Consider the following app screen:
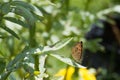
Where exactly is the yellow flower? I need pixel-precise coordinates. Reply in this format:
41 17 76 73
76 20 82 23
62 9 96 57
66 67 75 80
55 66 75 80
55 66 96 80
79 68 96 80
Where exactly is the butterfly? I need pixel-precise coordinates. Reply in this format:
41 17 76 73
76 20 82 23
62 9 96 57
72 41 83 63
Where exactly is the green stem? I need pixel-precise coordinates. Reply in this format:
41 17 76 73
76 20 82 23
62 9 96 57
29 25 36 47
29 24 39 71
72 67 79 80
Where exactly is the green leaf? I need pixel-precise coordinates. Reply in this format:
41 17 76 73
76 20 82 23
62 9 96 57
4 17 29 28
0 25 20 39
11 1 43 17
6 46 29 70
23 63 34 74
1 2 10 15
31 5 43 17
42 37 73 52
23 37 73 55
50 54 86 68
11 1 35 11
32 12 44 22
13 5 35 26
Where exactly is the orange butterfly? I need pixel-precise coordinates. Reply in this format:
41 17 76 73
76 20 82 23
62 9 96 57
72 41 83 63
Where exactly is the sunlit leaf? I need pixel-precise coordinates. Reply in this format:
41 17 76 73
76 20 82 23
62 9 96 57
32 5 43 17
50 54 86 68
0 25 20 39
5 38 73 74
4 17 29 28
36 54 48 79
42 37 73 52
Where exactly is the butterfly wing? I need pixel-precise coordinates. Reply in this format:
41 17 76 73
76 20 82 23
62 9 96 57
72 41 83 62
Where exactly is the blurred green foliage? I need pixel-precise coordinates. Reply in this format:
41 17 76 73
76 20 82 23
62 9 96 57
0 0 120 80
